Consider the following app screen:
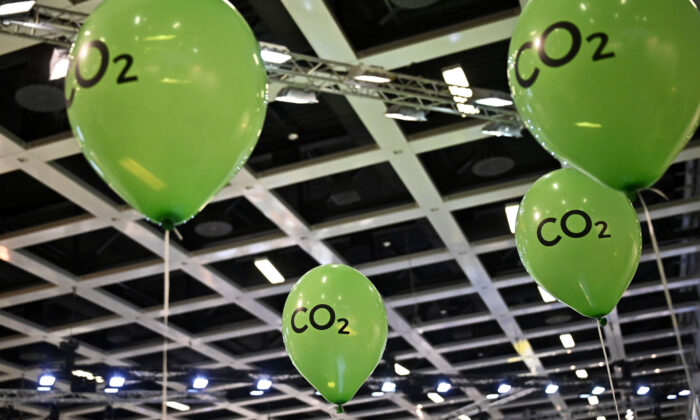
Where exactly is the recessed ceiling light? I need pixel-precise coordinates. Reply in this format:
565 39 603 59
559 334 575 349
427 392 444 403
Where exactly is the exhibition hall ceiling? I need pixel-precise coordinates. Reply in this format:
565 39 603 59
0 0 698 418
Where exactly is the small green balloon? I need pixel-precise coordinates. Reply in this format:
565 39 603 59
515 169 642 318
65 0 267 228
507 0 700 192
282 264 388 410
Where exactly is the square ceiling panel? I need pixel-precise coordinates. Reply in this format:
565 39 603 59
212 329 283 356
24 227 157 276
129 347 213 370
53 155 126 206
0 260 49 294
0 341 64 367
4 293 113 329
420 134 559 197
454 197 520 242
395 292 487 324
0 169 85 233
478 247 523 278
74 323 164 352
167 303 257 335
369 260 465 299
248 95 374 173
328 0 519 52
326 218 444 265
423 319 502 347
275 162 412 225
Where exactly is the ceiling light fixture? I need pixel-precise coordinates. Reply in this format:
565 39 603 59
596 417 606 420
559 333 576 349
275 87 318 104
679 389 691 396
436 381 451 393
427 392 445 403
504 203 519 234
108 375 125 388
456 103 480 115
384 105 427 122
458 415 471 420
38 373 56 387
497 383 511 394
486 393 499 400
381 381 396 393
394 362 410 376
587 395 599 405
592 386 605 395
667 394 677 400
545 384 559 394
475 97 514 107
166 401 190 412
250 390 264 396
259 42 292 64
538 286 557 303
192 376 208 390
104 388 118 394
0 1 35 16
254 259 285 284
481 121 523 138
372 391 385 397
49 48 70 81
37 386 52 392
442 65 469 88
350 65 394 84
256 378 272 391
636 385 650 396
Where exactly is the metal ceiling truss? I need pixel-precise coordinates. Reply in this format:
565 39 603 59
0 2 697 419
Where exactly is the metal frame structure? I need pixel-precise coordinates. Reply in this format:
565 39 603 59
0 1 697 419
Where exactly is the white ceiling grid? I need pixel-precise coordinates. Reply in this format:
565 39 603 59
0 1 696 419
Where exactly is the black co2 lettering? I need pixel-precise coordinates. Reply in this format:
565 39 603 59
66 40 138 108
537 209 611 247
291 304 350 335
514 21 615 88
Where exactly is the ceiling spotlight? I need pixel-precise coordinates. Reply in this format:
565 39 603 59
486 393 499 400
250 390 264 396
49 48 70 81
636 385 650 396
384 105 427 122
596 417 606 420
37 386 52 392
104 388 118 394
545 384 559 394
679 389 691 396
497 383 512 394
504 203 519 234
350 65 394 84
592 386 605 395
394 362 410 376
427 392 445 404
588 395 599 405
191 376 208 390
667 394 677 400
275 87 318 104
38 373 56 387
256 378 272 390
259 42 292 64
575 369 589 379
166 401 190 412
436 381 451 393
579 394 590 399
481 121 523 138
372 391 385 397
381 381 396 393
0 1 35 16
108 375 125 388
559 334 576 349
254 259 285 285
458 416 472 420
287 132 299 141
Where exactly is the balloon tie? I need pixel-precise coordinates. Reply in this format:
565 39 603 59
638 192 699 411
336 405 344 414
162 229 170 420
596 320 621 420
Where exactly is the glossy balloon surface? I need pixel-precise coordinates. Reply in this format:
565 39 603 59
65 0 267 228
515 169 642 318
508 0 700 191
282 265 387 409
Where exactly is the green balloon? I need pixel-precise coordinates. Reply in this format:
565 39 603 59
508 0 700 192
282 264 388 412
65 0 267 228
515 169 642 318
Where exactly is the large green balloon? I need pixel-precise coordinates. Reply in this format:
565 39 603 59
508 0 700 192
65 0 267 228
515 169 642 318
282 264 387 412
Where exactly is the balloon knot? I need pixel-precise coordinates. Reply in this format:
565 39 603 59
337 405 344 414
160 219 175 231
598 317 608 327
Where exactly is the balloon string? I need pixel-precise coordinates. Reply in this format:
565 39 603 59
638 192 698 412
597 321 621 420
162 229 170 420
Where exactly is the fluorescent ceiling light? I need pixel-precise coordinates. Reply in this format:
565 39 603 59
587 395 599 405
275 87 318 104
456 103 480 115
545 384 559 394
449 86 473 98
497 384 511 394
436 381 451 393
458 416 471 420
427 392 444 403
104 388 118 394
394 363 410 376
95 376 104 384
636 386 650 396
372 391 385 397
0 1 35 16
475 97 514 107
254 259 285 284
592 386 605 395
166 401 190 412
381 381 396 393
256 378 272 390
384 105 427 122
49 48 70 80
559 333 575 349
538 286 556 303
108 376 125 388
596 417 606 420
250 390 264 396
505 203 519 234
442 65 469 87
575 369 588 379
39 374 56 387
192 376 208 390
259 42 292 64
37 386 51 392
486 393 499 400
350 65 393 84
667 394 677 400
679 389 690 396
